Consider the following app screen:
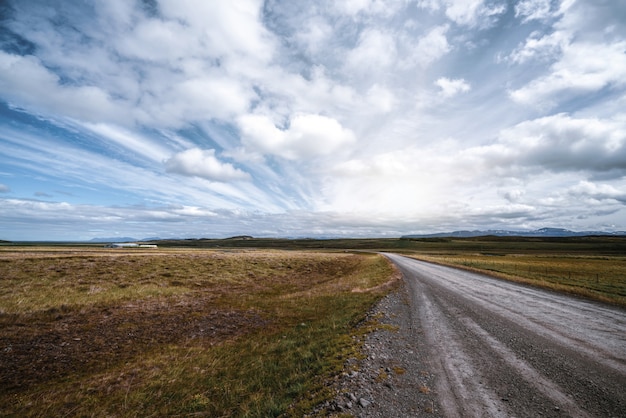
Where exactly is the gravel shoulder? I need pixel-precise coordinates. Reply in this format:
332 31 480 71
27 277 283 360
312 281 444 417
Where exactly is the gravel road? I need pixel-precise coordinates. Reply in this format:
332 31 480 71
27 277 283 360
319 254 626 417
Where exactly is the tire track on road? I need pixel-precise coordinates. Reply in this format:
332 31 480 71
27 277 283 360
418 291 509 418
386 253 626 418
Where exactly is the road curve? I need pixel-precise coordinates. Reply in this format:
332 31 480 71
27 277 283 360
385 253 626 418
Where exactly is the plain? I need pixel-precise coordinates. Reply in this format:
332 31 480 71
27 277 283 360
1 236 624 416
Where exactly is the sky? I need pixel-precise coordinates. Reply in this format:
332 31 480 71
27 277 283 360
1 0 625 241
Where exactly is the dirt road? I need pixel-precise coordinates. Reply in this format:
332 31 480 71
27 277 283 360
380 254 626 417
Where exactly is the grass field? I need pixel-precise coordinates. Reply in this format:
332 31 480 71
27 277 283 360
144 235 626 307
0 248 397 417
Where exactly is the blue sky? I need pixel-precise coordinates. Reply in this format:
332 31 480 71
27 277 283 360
1 0 625 240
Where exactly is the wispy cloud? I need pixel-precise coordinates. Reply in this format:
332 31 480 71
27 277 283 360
515 0 555 23
0 0 624 239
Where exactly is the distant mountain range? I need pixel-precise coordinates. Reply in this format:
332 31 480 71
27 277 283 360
86 229 626 242
401 228 626 239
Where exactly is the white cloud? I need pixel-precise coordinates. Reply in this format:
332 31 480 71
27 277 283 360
568 181 626 204
239 114 356 160
116 19 190 62
508 1 626 109
366 84 395 113
468 113 626 173
421 0 507 27
159 76 255 125
296 18 333 55
445 0 478 23
0 51 129 125
506 30 569 64
345 29 397 76
158 0 275 62
417 0 442 11
165 148 250 182
336 0 376 15
402 25 451 68
435 77 471 97
510 40 626 107
514 0 577 24
0 183 10 193
515 0 555 22
334 0 402 17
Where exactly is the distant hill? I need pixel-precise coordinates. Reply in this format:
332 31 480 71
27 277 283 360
401 228 626 239
226 235 254 240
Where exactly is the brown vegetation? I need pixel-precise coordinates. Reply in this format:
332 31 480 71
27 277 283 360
0 248 396 417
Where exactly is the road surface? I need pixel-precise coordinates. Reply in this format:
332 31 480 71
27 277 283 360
385 253 626 418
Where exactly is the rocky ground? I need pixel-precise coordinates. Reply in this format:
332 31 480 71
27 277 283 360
308 283 444 417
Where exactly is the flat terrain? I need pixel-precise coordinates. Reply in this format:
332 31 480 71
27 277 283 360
381 254 626 417
0 247 396 417
140 235 626 307
1 238 624 416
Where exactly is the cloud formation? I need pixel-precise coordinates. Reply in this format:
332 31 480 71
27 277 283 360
514 0 556 22
0 0 625 240
239 114 356 160
436 77 471 97
510 41 626 107
165 149 250 182
493 114 626 173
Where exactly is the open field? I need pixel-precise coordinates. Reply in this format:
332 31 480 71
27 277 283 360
0 248 397 417
3 235 624 307
1 237 623 415
140 235 626 307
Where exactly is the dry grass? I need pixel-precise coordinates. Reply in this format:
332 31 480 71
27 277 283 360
0 247 396 417
408 253 626 306
393 366 406 375
418 385 431 394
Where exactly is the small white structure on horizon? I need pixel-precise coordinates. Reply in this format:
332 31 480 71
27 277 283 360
105 243 158 248
105 243 138 248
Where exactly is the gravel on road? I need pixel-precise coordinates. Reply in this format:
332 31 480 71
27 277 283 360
311 254 626 418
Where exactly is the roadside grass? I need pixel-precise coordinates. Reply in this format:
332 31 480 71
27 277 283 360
406 253 626 307
0 248 396 417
